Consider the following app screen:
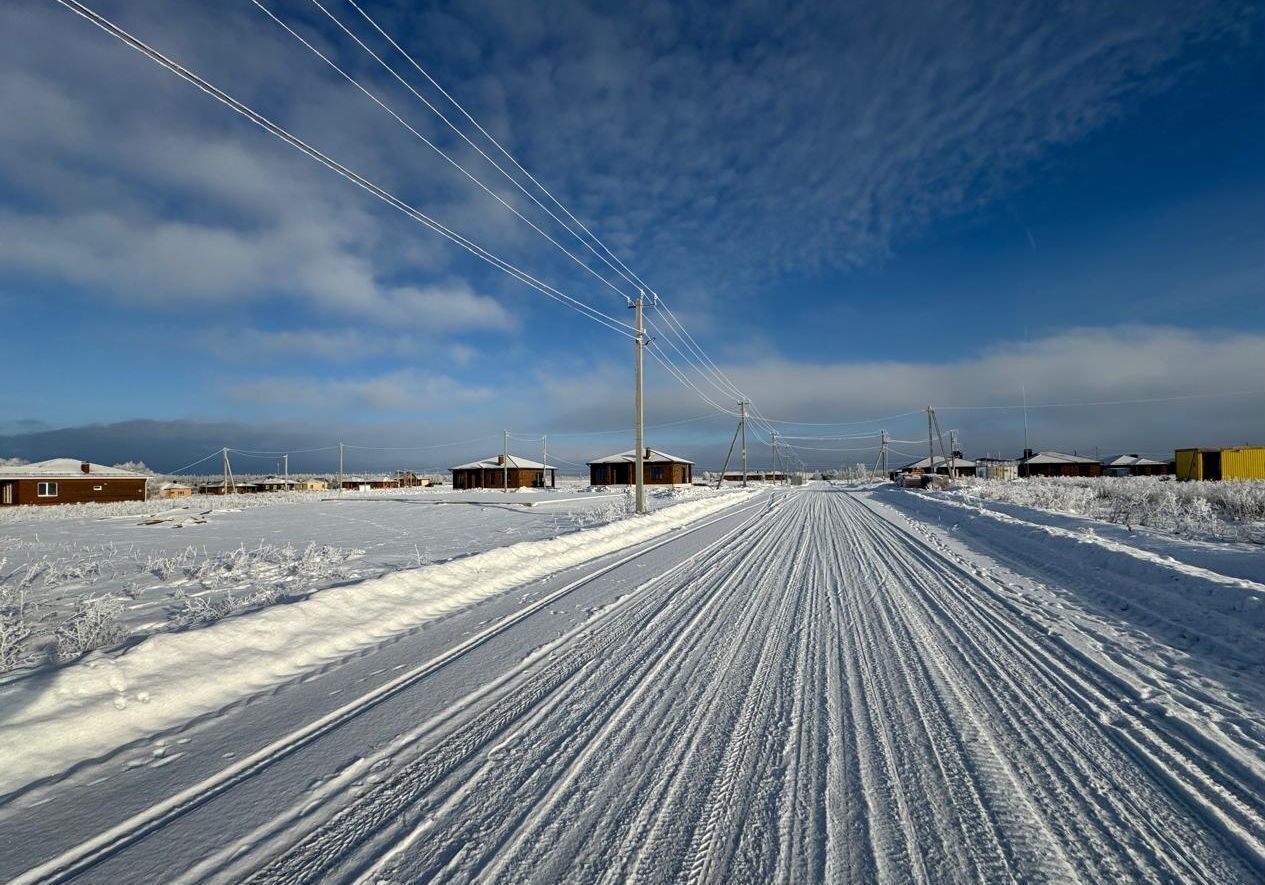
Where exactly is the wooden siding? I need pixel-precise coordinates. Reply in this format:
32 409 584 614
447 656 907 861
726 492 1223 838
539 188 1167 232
589 462 692 486
0 477 147 506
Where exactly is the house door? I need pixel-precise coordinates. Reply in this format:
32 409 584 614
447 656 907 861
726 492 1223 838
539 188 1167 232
1204 451 1222 481
1 482 12 505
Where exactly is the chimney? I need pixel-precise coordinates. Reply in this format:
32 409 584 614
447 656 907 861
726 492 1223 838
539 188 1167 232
645 448 652 459
497 454 505 465
81 462 91 474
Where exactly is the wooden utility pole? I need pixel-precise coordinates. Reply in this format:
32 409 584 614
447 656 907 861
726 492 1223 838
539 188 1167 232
633 293 647 514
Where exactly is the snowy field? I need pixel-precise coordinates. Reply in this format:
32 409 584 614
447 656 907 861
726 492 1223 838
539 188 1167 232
0 482 725 673
952 475 1265 542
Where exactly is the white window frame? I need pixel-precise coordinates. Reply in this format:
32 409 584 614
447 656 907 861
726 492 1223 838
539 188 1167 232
37 481 59 498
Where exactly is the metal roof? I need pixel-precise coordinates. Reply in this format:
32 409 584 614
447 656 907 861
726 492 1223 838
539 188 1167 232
901 456 977 470
451 455 553 471
0 458 149 480
587 449 693 465
1020 451 1100 465
1102 454 1166 467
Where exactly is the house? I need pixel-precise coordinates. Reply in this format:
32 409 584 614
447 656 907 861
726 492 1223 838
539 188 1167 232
588 449 693 486
976 458 1019 481
255 476 292 492
721 470 787 483
396 470 431 488
158 481 193 499
1018 450 1102 478
0 459 148 507
338 475 401 491
197 480 258 495
898 454 978 478
294 478 329 491
1102 454 1171 477
451 455 555 490
1175 446 1265 481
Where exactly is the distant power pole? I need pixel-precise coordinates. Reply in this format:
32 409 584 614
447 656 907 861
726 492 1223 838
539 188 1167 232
880 429 889 476
927 408 935 474
283 453 289 487
503 429 509 492
631 292 649 514
771 430 778 482
739 399 749 488
338 439 344 493
222 446 230 494
542 434 549 489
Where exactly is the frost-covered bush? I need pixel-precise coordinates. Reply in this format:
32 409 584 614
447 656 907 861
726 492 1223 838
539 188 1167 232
0 586 35 672
55 593 126 660
956 477 1265 542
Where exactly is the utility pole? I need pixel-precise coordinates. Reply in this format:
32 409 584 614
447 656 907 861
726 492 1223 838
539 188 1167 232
880 429 889 477
222 446 230 495
503 429 509 492
740 399 748 488
632 292 648 514
930 407 954 479
927 408 935 475
338 439 344 493
950 430 958 460
771 430 778 483
542 434 549 489
283 453 289 488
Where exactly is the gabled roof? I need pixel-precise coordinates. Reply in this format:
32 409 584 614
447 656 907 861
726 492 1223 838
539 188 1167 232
1020 451 1099 465
451 455 552 471
901 456 977 470
160 481 192 490
587 449 693 465
0 458 149 480
1102 454 1165 467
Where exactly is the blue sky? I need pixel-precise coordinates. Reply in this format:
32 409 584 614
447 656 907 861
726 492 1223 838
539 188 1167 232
1 0 1262 472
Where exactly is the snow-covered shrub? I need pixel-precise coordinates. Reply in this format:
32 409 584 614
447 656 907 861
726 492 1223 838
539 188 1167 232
55 593 126 660
0 586 35 672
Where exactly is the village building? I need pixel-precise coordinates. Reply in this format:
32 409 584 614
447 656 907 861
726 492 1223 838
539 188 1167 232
0 459 148 507
255 476 292 492
721 470 787 483
197 480 258 495
158 481 193 499
898 454 978 478
339 475 401 491
588 449 693 486
294 478 329 491
1175 446 1265 481
1018 450 1102 478
395 470 431 488
975 458 1019 481
1102 454 1171 477
451 455 555 490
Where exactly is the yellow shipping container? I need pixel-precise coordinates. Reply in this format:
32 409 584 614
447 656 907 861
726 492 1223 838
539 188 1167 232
1175 446 1265 481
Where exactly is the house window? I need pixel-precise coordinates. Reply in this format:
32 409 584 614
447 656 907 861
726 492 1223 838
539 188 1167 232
37 481 58 497
93 485 103 491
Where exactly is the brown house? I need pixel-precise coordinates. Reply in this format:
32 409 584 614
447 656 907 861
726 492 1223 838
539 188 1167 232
339 475 402 491
1102 454 1171 477
451 455 555 490
0 459 148 507
1019 450 1103 478
588 449 693 486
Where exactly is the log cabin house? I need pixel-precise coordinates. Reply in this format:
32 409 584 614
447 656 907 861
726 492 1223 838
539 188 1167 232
0 459 148 506
588 449 693 486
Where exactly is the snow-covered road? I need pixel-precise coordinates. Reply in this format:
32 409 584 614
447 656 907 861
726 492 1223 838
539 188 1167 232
4 486 1263 882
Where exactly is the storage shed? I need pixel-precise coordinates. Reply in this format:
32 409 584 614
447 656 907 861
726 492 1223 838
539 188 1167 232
1175 446 1265 481
451 455 555 490
0 459 148 506
976 459 1019 481
1018 451 1102 478
1102 455 1171 477
588 449 693 486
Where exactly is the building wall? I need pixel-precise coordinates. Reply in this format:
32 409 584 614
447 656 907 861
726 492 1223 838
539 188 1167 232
0 477 147 506
453 467 547 490
1179 447 1265 481
589 462 691 485
1019 462 1102 478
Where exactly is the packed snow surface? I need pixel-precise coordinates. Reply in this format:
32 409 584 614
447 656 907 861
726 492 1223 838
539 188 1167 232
1 484 1262 883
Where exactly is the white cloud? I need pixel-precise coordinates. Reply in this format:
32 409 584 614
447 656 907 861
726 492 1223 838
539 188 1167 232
226 369 495 414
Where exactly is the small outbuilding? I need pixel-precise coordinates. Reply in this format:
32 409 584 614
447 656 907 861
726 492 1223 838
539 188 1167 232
588 449 693 486
976 458 1019 481
1175 446 1265 481
0 459 148 506
1102 454 1170 477
158 481 193 499
451 455 555 490
1019 450 1102 478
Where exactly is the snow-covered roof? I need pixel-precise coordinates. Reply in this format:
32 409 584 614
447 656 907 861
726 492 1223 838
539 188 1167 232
1020 451 1099 465
587 449 693 465
0 458 149 480
1102 454 1166 467
451 455 553 471
160 481 192 490
901 456 977 470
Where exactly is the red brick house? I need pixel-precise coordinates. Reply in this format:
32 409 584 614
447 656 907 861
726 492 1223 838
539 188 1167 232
451 455 555 490
588 449 693 486
0 459 148 506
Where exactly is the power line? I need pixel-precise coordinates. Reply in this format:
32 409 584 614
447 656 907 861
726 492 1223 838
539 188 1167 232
255 0 638 304
55 0 638 341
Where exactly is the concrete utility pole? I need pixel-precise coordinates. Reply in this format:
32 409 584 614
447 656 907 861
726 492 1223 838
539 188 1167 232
632 292 647 514
283 453 288 488
771 430 778 483
542 434 548 489
503 429 509 492
222 447 230 494
338 439 344 493
927 408 935 474
740 399 749 488
931 408 954 479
